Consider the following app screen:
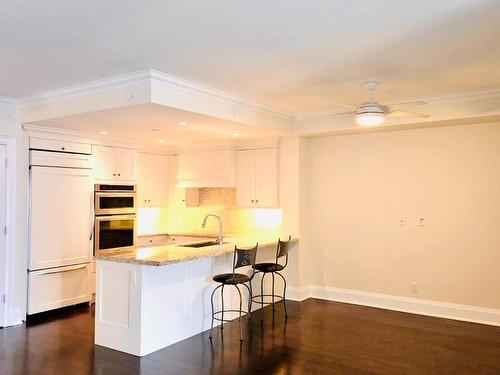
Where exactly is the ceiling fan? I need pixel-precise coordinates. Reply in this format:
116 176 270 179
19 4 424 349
334 81 431 126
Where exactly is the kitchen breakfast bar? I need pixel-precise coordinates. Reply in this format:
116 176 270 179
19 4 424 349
94 237 298 356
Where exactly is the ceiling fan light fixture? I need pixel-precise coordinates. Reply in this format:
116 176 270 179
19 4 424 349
356 112 385 126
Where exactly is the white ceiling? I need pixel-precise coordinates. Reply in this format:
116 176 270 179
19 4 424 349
2 0 499 113
36 103 283 146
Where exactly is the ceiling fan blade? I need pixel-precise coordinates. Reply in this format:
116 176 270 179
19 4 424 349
387 110 430 118
333 103 356 110
330 110 356 116
389 100 427 107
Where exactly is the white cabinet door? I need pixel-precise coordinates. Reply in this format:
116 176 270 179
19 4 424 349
255 148 278 207
137 153 151 208
92 145 137 181
114 148 137 181
138 153 169 207
148 154 169 207
30 166 93 270
28 263 91 314
92 145 116 180
236 148 278 208
236 150 256 207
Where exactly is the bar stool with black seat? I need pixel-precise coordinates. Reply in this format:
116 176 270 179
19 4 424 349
252 235 292 320
209 243 258 342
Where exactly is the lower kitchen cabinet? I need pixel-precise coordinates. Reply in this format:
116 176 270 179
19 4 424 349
28 264 92 314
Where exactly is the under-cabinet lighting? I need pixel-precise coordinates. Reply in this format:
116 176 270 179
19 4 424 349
177 121 188 126
99 131 108 135
157 139 165 143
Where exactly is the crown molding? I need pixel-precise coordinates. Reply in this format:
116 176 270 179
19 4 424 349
18 69 293 122
0 97 18 108
149 69 293 120
18 70 152 105
22 124 138 149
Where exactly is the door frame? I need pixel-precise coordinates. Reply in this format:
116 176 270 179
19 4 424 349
0 137 16 327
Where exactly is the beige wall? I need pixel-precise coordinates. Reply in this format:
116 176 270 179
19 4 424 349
306 123 500 309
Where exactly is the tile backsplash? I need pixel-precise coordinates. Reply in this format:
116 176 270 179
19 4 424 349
138 187 282 238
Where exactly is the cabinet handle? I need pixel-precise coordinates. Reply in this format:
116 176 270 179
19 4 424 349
61 147 65 151
118 173 121 176
113 173 116 176
256 200 259 203
250 200 254 203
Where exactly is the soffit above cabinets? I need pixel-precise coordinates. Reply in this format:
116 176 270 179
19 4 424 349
18 68 500 141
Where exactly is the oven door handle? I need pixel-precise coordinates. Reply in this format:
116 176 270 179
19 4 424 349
95 214 137 221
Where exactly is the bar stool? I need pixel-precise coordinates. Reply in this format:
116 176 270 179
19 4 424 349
209 243 258 342
252 236 292 320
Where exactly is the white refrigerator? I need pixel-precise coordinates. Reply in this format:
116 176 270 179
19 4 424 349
28 150 93 315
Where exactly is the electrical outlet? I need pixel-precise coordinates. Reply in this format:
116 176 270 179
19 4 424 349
400 217 408 226
411 282 419 293
419 218 425 227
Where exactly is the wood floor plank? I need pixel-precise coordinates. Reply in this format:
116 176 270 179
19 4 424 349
1 299 499 374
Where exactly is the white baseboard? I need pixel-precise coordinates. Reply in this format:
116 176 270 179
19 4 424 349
287 285 310 302
288 284 500 327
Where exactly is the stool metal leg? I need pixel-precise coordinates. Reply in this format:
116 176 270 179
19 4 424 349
260 272 266 321
235 284 243 341
220 284 225 331
271 272 276 312
243 282 253 332
209 284 223 341
276 272 288 318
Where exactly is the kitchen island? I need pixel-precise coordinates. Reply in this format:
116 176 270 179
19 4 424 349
94 236 298 356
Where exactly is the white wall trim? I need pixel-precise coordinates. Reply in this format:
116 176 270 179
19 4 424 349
0 137 20 327
293 285 500 327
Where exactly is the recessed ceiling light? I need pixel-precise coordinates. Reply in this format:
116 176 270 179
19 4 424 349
232 132 240 137
99 131 108 135
177 121 188 126
157 139 165 143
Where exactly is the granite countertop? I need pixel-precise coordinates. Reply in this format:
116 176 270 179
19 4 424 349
95 236 298 266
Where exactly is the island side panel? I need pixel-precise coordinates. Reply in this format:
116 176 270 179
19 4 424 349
139 252 236 356
94 260 143 356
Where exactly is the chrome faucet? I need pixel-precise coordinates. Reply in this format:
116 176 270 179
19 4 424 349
202 214 224 244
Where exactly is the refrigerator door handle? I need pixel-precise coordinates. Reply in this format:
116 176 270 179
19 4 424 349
35 264 87 275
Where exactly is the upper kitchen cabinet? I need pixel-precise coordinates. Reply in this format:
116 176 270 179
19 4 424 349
177 150 236 188
92 145 137 182
236 148 278 208
137 152 169 207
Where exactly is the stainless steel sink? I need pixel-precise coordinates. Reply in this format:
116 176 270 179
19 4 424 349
177 240 220 248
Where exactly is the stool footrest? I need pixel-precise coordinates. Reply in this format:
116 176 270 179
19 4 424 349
212 309 252 323
252 294 285 304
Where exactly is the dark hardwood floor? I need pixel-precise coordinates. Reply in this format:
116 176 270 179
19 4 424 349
1 299 500 374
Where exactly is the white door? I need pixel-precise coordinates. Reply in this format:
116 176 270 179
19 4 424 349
236 150 256 207
255 148 278 207
30 166 92 270
0 145 6 326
